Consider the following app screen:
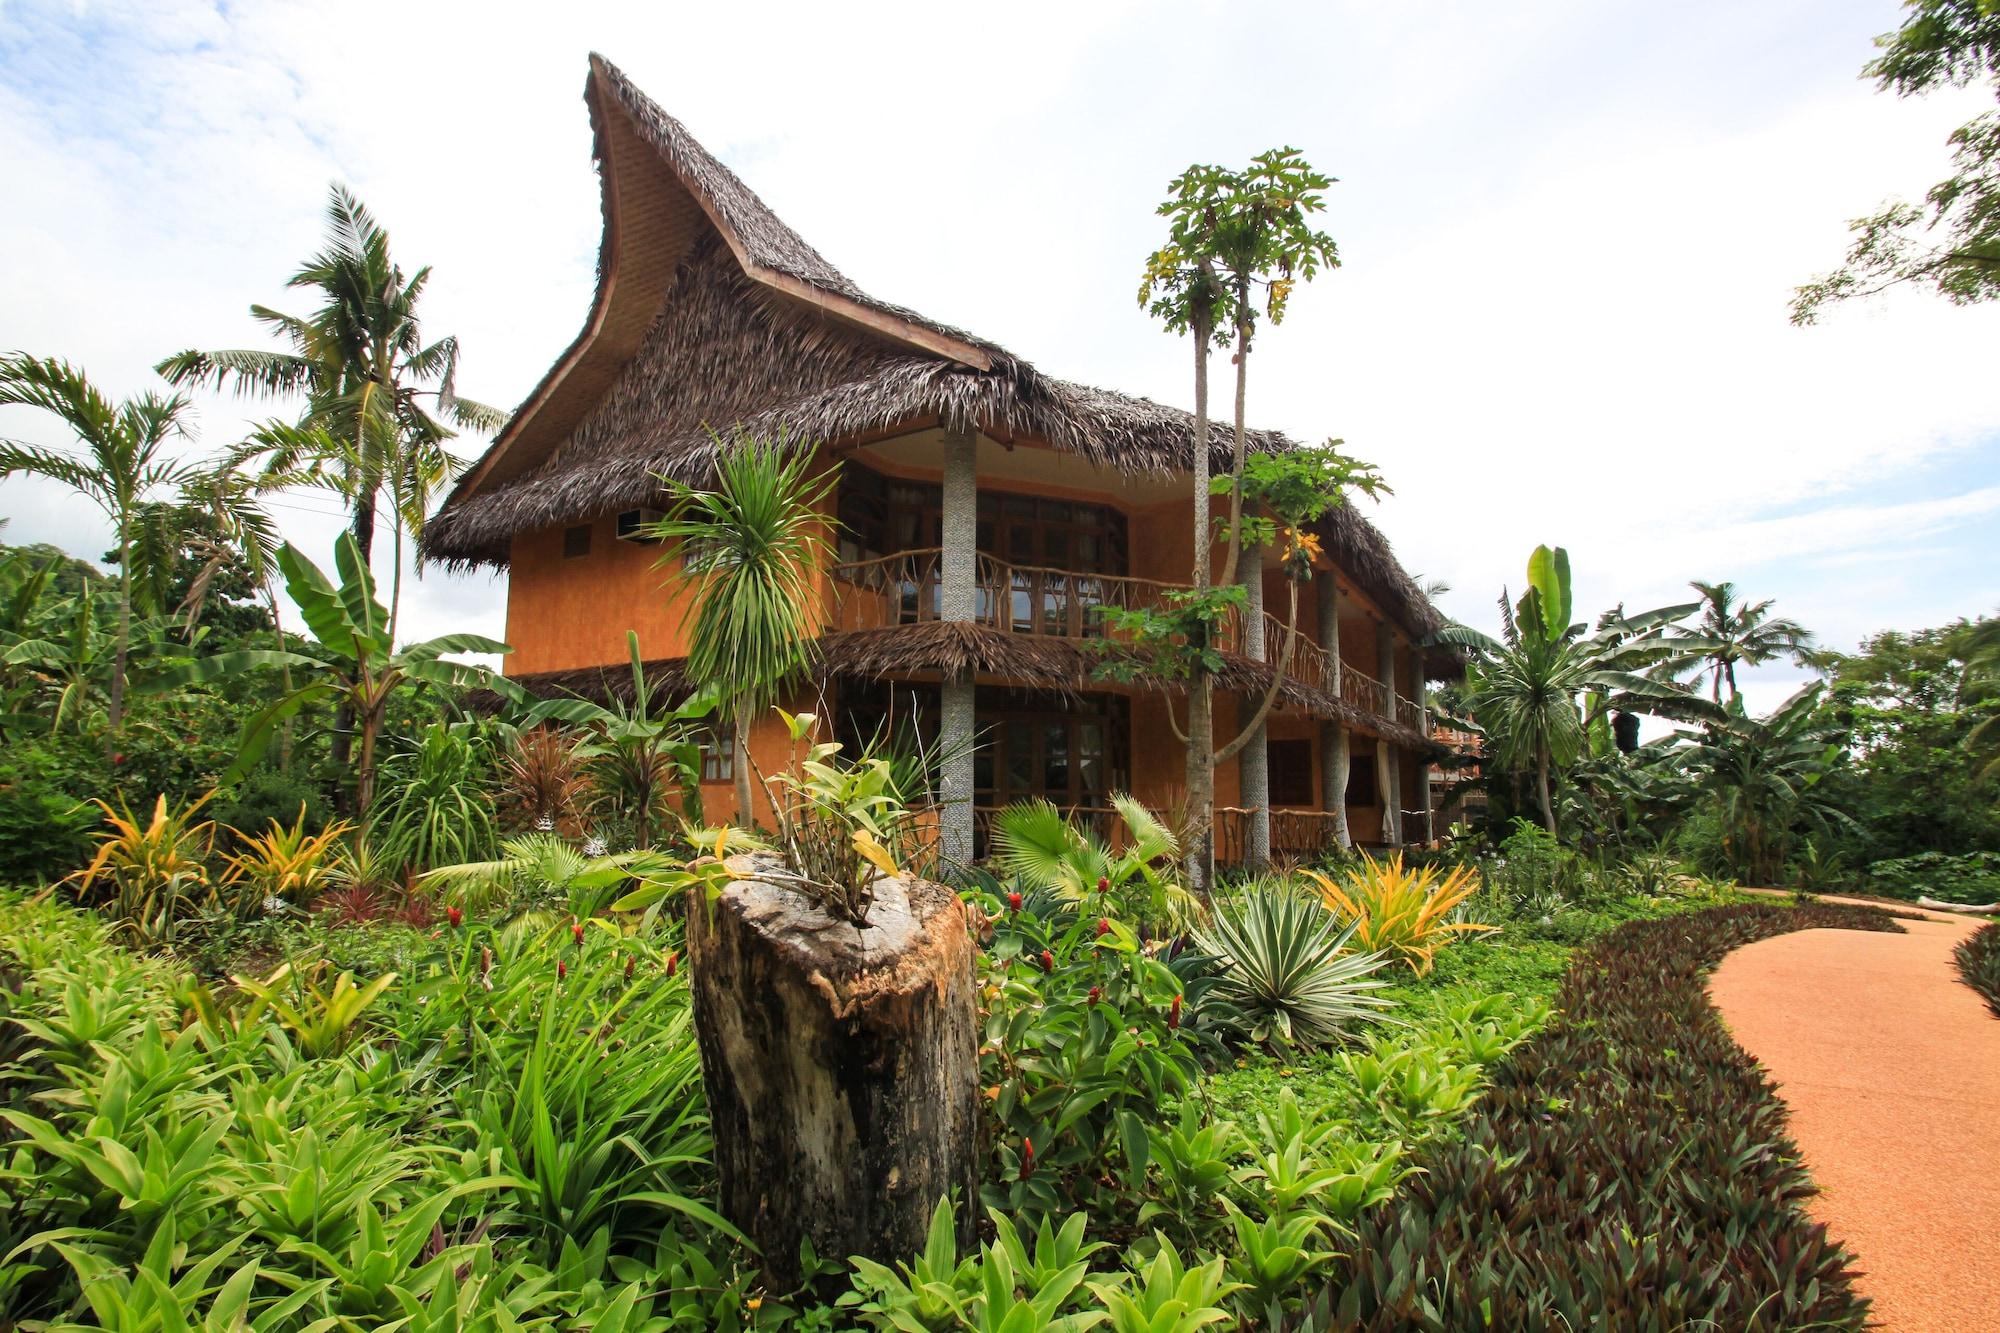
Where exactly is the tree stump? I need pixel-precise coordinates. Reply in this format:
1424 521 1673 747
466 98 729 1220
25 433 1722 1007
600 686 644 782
683 853 980 1286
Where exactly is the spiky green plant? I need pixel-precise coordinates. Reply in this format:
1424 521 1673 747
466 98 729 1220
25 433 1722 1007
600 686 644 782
1190 885 1395 1047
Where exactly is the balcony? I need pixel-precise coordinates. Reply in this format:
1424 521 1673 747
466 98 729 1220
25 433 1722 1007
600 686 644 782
829 548 1425 733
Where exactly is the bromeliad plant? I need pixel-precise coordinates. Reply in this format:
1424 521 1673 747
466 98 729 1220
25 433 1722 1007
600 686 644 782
219 807 352 913
63 792 217 945
1306 853 1495 975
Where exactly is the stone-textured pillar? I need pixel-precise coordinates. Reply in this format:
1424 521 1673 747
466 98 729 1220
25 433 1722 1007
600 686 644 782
1240 546 1269 869
1316 574 1351 850
939 429 977 865
1376 625 1401 845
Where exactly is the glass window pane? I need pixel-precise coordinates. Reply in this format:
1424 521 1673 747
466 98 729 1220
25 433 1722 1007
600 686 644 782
1044 722 1070 798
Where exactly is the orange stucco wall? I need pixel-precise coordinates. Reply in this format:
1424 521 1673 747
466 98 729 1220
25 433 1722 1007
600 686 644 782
501 439 1422 836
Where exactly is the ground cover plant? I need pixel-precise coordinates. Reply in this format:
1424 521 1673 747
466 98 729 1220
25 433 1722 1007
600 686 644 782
1956 921 2000 1018
1287 901 1902 1331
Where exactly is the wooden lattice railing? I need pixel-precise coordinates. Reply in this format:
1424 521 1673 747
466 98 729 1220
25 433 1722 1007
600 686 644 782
829 548 1419 732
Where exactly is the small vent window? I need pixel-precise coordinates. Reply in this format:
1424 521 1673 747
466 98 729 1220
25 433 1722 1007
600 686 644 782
563 525 592 559
616 509 663 544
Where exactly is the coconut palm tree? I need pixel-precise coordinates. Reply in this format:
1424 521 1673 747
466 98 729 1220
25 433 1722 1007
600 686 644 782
1673 580 1817 703
1961 616 2000 780
156 185 503 636
0 354 198 737
1673 683 1853 885
646 428 834 828
1430 546 1708 837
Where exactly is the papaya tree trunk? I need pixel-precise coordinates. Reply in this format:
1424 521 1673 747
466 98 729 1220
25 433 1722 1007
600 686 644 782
685 853 980 1288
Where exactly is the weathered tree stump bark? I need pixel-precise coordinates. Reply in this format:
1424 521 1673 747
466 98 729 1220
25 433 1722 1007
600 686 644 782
683 853 980 1286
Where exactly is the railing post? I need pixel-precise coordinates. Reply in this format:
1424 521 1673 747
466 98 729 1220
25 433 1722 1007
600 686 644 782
939 429 978 866
1241 546 1270 870
1376 623 1401 845
1317 575 1351 850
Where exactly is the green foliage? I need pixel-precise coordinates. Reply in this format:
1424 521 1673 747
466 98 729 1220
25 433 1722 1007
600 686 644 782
63 793 217 946
1954 922 2000 1017
990 793 1193 930
369 722 499 874
1866 849 2000 904
209 766 332 841
1187 884 1395 1047
1292 902 1899 1330
1672 683 1853 885
0 769 96 885
1794 0 2000 320
976 884 1197 1230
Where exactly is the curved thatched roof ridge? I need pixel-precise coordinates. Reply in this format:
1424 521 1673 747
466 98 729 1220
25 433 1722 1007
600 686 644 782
426 56 1451 650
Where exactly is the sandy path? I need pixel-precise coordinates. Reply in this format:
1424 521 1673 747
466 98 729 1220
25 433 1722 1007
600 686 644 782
1709 896 2000 1331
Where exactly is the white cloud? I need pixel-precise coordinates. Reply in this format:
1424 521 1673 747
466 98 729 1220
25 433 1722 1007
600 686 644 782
2 0 1996 706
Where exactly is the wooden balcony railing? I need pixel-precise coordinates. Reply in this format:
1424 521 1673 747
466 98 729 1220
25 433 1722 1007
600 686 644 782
829 548 1425 734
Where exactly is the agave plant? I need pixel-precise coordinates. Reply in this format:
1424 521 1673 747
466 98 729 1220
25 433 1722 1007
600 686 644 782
1306 854 1496 975
1190 884 1395 1047
990 792 1197 930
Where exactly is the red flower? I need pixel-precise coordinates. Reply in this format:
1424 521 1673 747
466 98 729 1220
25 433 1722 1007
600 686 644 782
1095 917 1112 938
666 951 679 978
1018 1137 1036 1179
1039 949 1055 974
1167 994 1182 1031
447 906 463 929
111 752 125 765
1096 876 1110 895
557 960 568 982
571 922 585 946
1087 986 1101 1006
1007 891 1023 914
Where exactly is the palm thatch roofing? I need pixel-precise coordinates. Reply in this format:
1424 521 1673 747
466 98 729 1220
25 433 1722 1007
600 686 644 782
483 620 1441 754
425 54 1449 652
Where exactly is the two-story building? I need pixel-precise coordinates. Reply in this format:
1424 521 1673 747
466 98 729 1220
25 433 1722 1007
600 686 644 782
424 56 1455 867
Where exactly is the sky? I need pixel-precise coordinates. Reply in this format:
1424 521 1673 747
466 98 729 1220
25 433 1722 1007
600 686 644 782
2 0 1996 716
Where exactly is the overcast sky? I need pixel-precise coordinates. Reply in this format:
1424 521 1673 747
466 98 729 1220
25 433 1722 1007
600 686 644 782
3 0 1996 713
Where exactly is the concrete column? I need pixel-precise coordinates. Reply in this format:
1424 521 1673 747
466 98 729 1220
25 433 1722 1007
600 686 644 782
1316 573 1350 850
1416 666 1433 846
1376 625 1401 845
1240 546 1269 869
939 428 977 866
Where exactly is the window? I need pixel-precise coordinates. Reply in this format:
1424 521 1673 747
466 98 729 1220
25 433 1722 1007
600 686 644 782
1268 739 1314 807
1344 760 1377 807
615 509 663 543
562 524 592 558
701 723 735 783
680 537 726 574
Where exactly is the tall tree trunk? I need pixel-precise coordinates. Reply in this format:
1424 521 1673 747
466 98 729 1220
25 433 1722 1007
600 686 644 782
355 690 382 820
1536 741 1557 836
1185 301 1218 890
1216 310 1253 590
108 540 131 746
732 696 755 831
687 854 979 1288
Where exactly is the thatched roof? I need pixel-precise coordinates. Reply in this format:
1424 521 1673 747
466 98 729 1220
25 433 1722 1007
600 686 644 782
425 54 1447 651
484 620 1441 753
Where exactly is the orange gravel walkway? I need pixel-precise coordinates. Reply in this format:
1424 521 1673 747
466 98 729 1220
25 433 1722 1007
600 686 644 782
1710 896 2000 1332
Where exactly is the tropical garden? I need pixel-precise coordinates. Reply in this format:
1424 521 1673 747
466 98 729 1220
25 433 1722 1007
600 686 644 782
4 5 2000 1330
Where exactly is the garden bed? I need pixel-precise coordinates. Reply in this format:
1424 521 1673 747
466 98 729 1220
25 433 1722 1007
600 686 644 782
1291 901 1901 1331
1957 922 2000 1018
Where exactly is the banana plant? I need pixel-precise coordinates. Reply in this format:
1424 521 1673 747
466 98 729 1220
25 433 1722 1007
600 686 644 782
143 531 523 815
